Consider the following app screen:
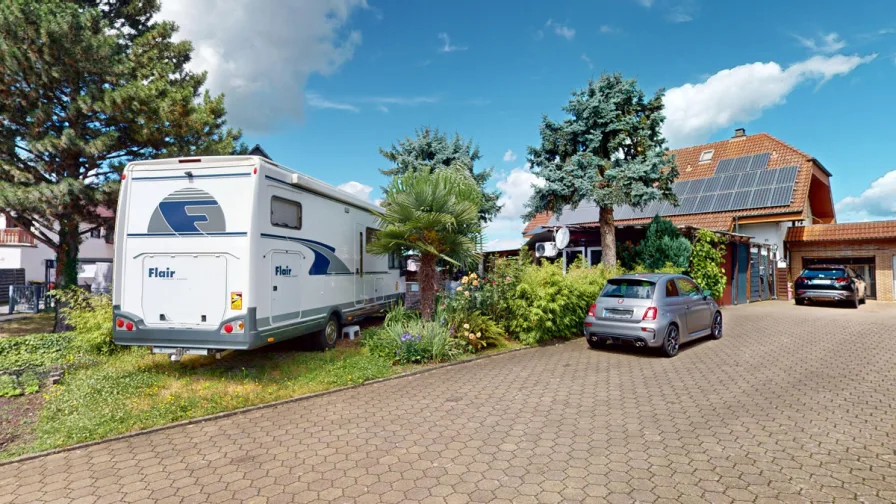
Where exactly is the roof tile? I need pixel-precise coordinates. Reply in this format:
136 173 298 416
785 221 896 242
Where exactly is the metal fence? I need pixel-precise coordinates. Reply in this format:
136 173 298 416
8 284 53 314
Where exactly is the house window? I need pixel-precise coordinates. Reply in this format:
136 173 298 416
89 228 102 239
699 150 714 163
271 196 302 230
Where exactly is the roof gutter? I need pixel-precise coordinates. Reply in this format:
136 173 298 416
807 157 833 177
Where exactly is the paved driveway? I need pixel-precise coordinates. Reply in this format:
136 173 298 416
3 301 896 504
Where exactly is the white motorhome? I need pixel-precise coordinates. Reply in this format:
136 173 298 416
112 156 403 358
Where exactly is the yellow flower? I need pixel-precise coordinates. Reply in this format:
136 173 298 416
468 333 476 340
456 286 463 292
463 323 470 329
476 332 481 338
461 276 469 284
470 272 478 279
464 291 470 297
472 280 479 287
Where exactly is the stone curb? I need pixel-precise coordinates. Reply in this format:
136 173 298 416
0 345 534 467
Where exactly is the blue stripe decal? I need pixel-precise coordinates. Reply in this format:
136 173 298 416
127 232 247 237
133 173 252 181
260 233 351 275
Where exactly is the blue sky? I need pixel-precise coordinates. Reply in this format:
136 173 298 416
161 0 896 250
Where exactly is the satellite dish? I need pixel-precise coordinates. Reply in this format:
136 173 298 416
554 227 570 250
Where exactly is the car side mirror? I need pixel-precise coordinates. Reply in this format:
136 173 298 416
702 289 712 299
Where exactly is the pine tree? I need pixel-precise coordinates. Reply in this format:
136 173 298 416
636 215 692 271
379 127 501 222
0 0 244 300
525 73 678 266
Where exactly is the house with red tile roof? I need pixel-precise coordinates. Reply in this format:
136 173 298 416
523 128 896 303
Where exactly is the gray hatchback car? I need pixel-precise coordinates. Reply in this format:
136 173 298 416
584 273 723 357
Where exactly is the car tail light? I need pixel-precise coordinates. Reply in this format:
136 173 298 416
795 276 805 284
587 303 597 317
835 277 849 285
643 307 658 321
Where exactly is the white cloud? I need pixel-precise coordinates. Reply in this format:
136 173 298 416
662 53 877 147
438 33 467 53
484 237 526 252
545 19 575 40
159 0 366 131
503 149 518 162
484 165 545 249
306 93 360 112
337 181 374 202
667 12 693 23
795 32 847 53
359 96 439 106
376 105 389 113
581 53 594 70
599 25 620 34
836 170 896 222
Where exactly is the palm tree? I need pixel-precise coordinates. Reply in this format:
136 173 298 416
368 166 482 320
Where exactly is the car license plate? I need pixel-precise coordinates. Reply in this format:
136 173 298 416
812 279 831 285
603 308 632 318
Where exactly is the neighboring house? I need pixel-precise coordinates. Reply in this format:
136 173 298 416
522 128 896 303
0 210 114 287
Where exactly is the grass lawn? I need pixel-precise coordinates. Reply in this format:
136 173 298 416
0 334 523 461
0 312 55 338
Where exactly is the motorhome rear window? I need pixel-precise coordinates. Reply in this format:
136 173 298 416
271 196 302 230
599 279 655 299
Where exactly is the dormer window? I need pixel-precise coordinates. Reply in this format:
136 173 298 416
699 149 714 163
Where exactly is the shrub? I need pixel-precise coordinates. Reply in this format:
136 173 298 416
52 288 115 354
503 261 618 346
0 332 75 372
0 374 21 397
689 229 727 300
636 215 692 271
437 272 507 351
449 311 506 350
362 319 468 365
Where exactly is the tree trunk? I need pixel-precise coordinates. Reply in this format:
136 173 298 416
53 217 81 332
599 206 617 267
419 252 437 321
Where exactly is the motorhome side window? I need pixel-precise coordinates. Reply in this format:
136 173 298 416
271 196 302 230
388 251 402 270
365 227 379 247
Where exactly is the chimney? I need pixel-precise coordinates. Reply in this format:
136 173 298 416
733 128 746 138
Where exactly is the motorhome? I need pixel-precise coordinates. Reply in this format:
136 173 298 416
112 156 403 360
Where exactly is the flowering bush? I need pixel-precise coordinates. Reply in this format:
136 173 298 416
438 272 506 350
362 318 469 365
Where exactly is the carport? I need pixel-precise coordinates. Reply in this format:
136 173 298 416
786 221 896 301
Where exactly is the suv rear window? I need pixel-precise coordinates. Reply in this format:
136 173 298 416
600 279 656 299
801 268 846 278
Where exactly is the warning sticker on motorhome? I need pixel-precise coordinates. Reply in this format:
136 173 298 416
230 292 242 310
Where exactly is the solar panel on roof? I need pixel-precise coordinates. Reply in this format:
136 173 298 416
749 152 771 170
686 178 706 197
714 159 734 176
749 187 772 208
673 180 690 199
738 170 759 190
757 169 777 188
718 173 739 192
732 156 752 173
719 191 739 211
657 200 673 217
710 192 729 212
769 185 793 207
678 196 698 215
775 165 798 186
692 194 712 214
732 189 751 209
702 176 722 193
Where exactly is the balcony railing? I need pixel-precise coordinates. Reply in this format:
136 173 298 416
0 228 36 246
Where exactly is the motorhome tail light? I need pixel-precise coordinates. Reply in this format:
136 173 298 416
835 277 849 285
121 173 126 180
587 303 597 317
253 167 258 175
125 321 134 331
115 318 125 329
642 307 658 321
222 320 245 335
178 158 201 163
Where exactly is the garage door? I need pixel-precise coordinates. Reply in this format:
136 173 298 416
802 257 876 299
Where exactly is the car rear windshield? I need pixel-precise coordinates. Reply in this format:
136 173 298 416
600 279 656 299
802 268 846 278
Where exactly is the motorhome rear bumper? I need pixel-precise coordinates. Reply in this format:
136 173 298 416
112 306 262 350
